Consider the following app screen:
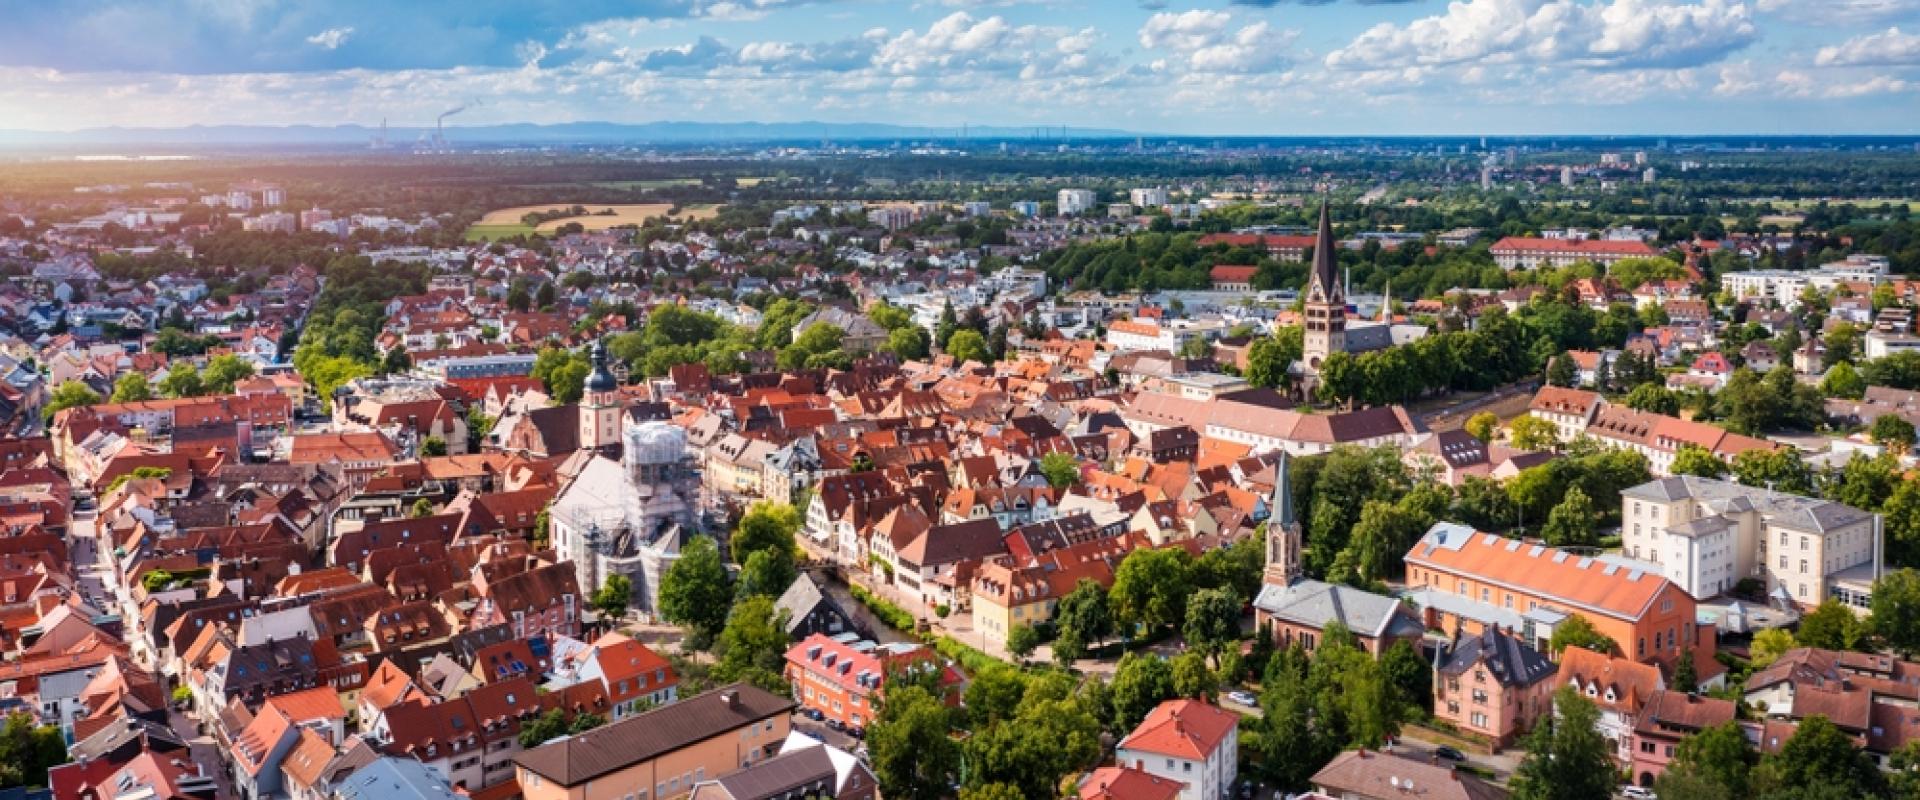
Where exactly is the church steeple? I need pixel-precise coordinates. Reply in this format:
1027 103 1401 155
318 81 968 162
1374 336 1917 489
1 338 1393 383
1300 200 1347 375
1264 450 1303 587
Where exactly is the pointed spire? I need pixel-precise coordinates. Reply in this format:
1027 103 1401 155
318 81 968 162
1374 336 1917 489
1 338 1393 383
1273 450 1293 528
1309 199 1341 304
1381 279 1393 323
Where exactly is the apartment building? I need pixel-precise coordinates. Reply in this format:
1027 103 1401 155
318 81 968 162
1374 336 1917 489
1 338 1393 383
1404 523 1717 677
782 634 960 730
1621 476 1882 609
515 684 792 800
1490 237 1657 270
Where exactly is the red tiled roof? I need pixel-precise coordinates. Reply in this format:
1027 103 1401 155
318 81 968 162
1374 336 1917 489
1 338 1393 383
1118 699 1237 760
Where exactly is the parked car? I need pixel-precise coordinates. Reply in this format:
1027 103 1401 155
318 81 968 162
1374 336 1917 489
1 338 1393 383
803 708 825 721
1434 746 1467 762
848 725 865 739
1620 787 1657 800
826 718 846 732
1225 690 1258 707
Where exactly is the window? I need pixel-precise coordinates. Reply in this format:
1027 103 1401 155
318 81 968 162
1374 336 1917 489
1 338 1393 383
1471 712 1488 728
1801 560 1809 574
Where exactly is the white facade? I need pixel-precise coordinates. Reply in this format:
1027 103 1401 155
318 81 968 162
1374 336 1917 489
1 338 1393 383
1130 187 1170 207
1058 189 1098 216
1117 728 1238 800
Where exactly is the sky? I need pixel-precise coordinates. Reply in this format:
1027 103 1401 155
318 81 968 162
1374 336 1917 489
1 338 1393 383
0 0 1916 135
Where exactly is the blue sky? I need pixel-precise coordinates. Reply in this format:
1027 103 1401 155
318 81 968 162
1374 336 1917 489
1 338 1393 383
0 0 1916 134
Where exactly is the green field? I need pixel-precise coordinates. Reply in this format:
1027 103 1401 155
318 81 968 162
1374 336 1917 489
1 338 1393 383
464 223 536 241
1738 197 1920 211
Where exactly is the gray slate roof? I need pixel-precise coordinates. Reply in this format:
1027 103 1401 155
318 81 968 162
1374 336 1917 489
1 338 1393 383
1254 578 1425 640
1440 627 1557 688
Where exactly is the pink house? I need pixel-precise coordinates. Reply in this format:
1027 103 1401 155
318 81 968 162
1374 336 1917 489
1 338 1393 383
1628 689 1737 788
1432 627 1558 748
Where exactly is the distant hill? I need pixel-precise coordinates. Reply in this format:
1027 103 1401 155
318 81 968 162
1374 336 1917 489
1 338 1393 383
0 120 1138 147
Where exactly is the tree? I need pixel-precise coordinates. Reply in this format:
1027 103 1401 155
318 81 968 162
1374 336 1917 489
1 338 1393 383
201 354 255 394
1541 486 1598 547
1250 645 1324 790
957 672 1103 800
870 685 959 800
1888 480 1920 569
0 712 67 788
1661 720 1756 799
1757 715 1885 799
884 325 931 360
517 707 606 748
1341 499 1427 582
1625 383 1682 415
1887 739 1920 800
1873 569 1920 659
1546 352 1578 387
734 548 796 601
1038 451 1080 490
1465 412 1499 442
1182 588 1242 663
43 380 101 422
1109 653 1176 731
1672 444 1731 478
1729 447 1814 497
419 435 447 457
946 329 990 363
1246 330 1302 390
1796 598 1865 651
1110 548 1193 633
1821 361 1866 399
1511 688 1616 800
1005 624 1040 662
157 366 204 398
658 537 731 647
1750 628 1796 669
1873 414 1918 454
110 372 152 403
1507 415 1560 451
1053 579 1112 665
593 574 632 618
409 497 434 518
731 501 801 565
1548 614 1617 656
712 594 790 692
1674 649 1699 693
1171 651 1215 699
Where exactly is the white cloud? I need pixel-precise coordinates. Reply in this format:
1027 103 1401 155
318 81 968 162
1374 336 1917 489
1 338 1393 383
1140 10 1295 74
872 12 1097 77
1757 0 1920 25
1816 27 1920 66
305 27 354 50
1326 0 1756 71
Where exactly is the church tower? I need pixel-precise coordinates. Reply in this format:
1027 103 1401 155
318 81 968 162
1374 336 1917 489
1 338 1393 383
1301 200 1346 375
1263 451 1304 587
578 338 623 452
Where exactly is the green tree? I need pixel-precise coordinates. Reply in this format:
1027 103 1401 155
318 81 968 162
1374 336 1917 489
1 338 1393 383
1757 715 1885 799
1053 579 1112 665
1732 448 1815 495
409 497 434 518
1039 451 1080 490
1888 480 1920 569
201 354 256 394
734 548 796 601
869 685 959 800
958 672 1103 800
658 536 731 647
1507 415 1560 451
1661 720 1756 799
1546 352 1578 387
1245 329 1302 390
1873 569 1920 659
946 328 990 363
1625 383 1682 415
1796 598 1865 651
593 574 632 618
712 594 790 693
1171 651 1216 699
1182 587 1242 663
1005 624 1040 662
1110 547 1193 633
1340 499 1427 582
1465 411 1499 442
1873 414 1918 454
43 380 102 421
1821 361 1867 399
1250 645 1324 790
1674 649 1699 693
1548 614 1617 656
157 366 204 398
1109 653 1176 731
0 712 67 788
1542 485 1598 547
1671 444 1731 478
419 435 448 457
1511 688 1616 800
1751 628 1796 669
732 501 801 565
885 325 931 360
1886 739 1920 800
110 372 152 403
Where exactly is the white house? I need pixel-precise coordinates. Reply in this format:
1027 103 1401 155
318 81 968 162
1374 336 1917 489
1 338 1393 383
1115 699 1239 800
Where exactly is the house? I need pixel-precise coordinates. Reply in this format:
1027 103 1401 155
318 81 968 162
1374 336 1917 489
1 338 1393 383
1115 699 1238 800
1557 645 1665 766
1404 523 1717 677
1252 578 1424 658
1667 351 1732 391
1402 430 1552 487
1208 266 1257 292
1527 386 1605 445
1629 689 1737 788
1743 647 1920 767
1432 627 1557 747
1079 766 1186 800
1490 237 1657 270
1623 476 1882 609
514 684 793 800
574 631 679 720
335 757 464 800
783 634 961 730
687 739 877 800
1310 750 1507 800
894 518 1006 610
771 574 861 641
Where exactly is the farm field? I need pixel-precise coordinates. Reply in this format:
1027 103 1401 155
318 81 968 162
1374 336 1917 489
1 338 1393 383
466 202 721 240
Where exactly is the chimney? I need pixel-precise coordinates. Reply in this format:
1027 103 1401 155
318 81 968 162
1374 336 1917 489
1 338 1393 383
721 689 738 709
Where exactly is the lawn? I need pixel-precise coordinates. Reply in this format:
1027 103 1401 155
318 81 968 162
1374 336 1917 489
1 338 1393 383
463 223 536 241
465 202 722 239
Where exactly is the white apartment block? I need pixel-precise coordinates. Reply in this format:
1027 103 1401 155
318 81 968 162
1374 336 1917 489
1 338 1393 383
1058 189 1098 216
1130 187 1170 207
1621 476 1881 610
